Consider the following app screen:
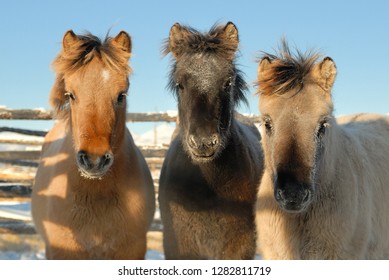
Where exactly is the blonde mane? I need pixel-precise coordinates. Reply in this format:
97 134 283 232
52 33 132 75
257 40 320 96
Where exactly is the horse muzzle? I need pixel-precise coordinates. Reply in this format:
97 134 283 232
274 183 313 213
76 151 114 179
186 133 221 162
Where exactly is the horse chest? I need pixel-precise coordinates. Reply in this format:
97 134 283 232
203 169 257 202
67 193 130 256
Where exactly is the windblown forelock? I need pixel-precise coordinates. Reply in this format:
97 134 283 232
53 33 132 76
162 24 239 59
257 40 320 96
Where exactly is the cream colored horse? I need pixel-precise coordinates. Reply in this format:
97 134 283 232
32 30 155 259
256 41 389 259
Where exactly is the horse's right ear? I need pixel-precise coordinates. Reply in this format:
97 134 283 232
257 56 271 79
112 31 132 54
168 23 190 58
221 22 239 54
49 74 67 118
311 57 337 93
62 30 79 53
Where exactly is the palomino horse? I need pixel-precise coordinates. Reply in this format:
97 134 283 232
256 40 389 259
159 22 264 259
31 30 155 259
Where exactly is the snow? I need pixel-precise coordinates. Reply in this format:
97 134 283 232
132 123 175 146
0 251 45 260
0 249 164 260
0 132 43 152
0 201 31 221
166 110 178 118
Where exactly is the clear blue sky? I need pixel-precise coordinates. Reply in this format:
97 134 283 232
1 0 388 134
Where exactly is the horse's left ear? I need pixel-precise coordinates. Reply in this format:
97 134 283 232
218 22 239 60
312 57 337 92
112 31 132 54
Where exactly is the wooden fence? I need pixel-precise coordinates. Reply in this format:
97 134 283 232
0 107 260 236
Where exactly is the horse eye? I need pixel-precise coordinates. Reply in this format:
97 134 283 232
223 77 233 91
64 92 75 101
262 116 273 135
317 121 329 138
117 92 128 104
224 80 232 91
176 82 184 90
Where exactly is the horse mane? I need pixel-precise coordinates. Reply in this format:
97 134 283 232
53 32 131 75
163 23 248 106
257 39 320 96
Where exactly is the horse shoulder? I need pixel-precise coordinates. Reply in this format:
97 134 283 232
32 121 74 211
313 113 389 258
40 120 69 155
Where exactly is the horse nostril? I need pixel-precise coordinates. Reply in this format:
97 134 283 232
100 153 113 169
77 151 90 169
188 135 197 148
210 134 219 147
276 188 284 201
302 189 310 203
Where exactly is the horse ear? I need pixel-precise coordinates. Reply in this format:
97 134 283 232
257 56 271 79
62 30 79 53
256 57 273 94
49 75 67 118
169 23 190 58
112 31 132 54
312 57 337 92
221 22 239 52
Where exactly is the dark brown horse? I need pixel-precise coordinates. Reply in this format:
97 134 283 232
31 30 155 259
159 22 264 259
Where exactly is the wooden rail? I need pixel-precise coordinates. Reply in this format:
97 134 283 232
0 147 168 162
0 107 261 123
0 107 178 122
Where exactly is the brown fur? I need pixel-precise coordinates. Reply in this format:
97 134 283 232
256 41 389 259
159 22 264 260
31 30 155 259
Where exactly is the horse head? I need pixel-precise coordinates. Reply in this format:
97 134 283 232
164 22 248 163
257 40 337 213
49 30 132 179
